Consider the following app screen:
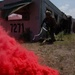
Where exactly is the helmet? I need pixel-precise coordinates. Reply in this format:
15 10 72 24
45 10 52 15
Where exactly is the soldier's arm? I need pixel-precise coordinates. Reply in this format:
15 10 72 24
41 19 46 27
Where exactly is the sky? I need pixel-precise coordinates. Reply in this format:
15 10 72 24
0 0 3 1
50 0 75 18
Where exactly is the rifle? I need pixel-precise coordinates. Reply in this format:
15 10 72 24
33 27 47 40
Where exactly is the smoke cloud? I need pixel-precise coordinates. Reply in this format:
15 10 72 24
0 26 59 75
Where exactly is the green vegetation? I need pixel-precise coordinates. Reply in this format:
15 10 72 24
54 33 75 46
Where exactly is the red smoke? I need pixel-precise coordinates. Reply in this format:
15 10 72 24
0 26 59 75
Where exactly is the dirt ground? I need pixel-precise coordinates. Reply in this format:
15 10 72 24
20 34 75 75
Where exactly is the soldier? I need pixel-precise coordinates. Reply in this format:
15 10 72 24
41 10 56 43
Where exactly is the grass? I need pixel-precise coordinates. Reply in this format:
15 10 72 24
54 33 75 46
21 33 75 75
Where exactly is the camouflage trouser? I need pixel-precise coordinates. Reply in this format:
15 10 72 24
46 27 55 42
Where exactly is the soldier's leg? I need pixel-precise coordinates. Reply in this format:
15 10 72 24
49 28 56 42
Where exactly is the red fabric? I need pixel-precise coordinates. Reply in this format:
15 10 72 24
0 26 59 75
